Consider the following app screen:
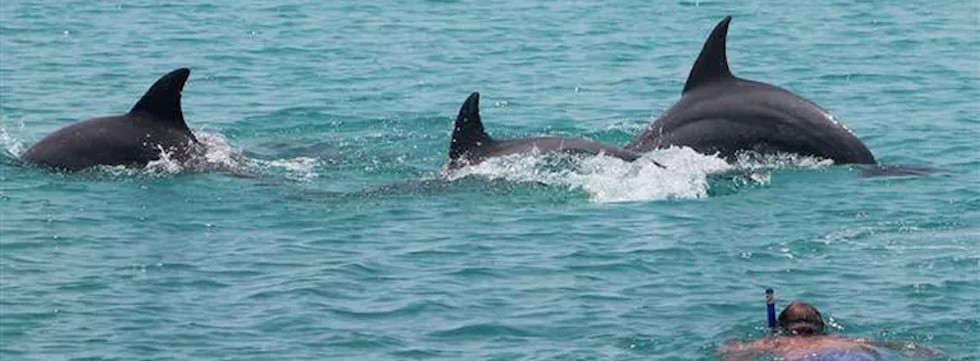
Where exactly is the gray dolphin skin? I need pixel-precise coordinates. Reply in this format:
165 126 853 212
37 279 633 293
448 92 650 169
627 16 876 164
21 68 200 171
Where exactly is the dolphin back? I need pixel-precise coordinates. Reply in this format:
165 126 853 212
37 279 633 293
629 16 876 165
446 92 657 169
22 68 199 171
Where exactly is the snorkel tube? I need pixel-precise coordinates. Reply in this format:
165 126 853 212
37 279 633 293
766 288 777 330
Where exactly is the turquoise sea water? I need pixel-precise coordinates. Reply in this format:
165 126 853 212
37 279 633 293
1 1 978 360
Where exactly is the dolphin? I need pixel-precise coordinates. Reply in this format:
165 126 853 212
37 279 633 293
627 16 876 164
21 68 201 171
448 92 654 169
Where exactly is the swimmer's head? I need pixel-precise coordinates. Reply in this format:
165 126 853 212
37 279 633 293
778 301 825 336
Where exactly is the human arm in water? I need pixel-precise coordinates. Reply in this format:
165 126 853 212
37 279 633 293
717 338 777 361
719 336 943 360
865 340 943 358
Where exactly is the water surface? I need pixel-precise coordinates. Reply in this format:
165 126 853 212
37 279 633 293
1 1 978 359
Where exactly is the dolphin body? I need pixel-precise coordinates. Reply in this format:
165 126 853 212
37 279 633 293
21 68 201 171
627 16 876 164
448 92 650 169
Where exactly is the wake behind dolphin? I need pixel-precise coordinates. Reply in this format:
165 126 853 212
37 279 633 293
628 16 876 165
21 68 202 171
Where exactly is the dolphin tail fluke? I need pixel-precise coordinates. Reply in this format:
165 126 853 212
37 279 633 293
449 92 492 161
130 68 195 140
683 16 734 94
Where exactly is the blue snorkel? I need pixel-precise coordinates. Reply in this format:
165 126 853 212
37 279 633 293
766 288 777 330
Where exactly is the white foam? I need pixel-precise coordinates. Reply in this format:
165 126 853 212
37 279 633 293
0 119 27 158
444 147 735 203
143 145 187 175
194 131 320 181
247 156 320 182
730 151 835 170
176 131 321 181
94 132 242 177
193 132 247 170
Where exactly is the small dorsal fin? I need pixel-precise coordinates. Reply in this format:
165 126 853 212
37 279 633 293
449 92 493 161
683 16 734 94
130 68 191 129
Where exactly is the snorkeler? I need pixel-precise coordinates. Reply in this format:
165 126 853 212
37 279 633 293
718 300 942 361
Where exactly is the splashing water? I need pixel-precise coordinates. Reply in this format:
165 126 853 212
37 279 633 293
574 148 734 203
132 131 322 181
182 132 320 181
0 120 26 159
444 147 734 203
730 151 835 171
192 132 248 171
441 148 840 203
247 156 320 182
80 131 248 178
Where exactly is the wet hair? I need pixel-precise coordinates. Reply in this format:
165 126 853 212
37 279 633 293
778 301 825 336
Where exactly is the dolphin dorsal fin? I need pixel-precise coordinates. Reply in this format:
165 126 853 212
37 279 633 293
449 92 493 161
130 68 191 130
683 16 734 94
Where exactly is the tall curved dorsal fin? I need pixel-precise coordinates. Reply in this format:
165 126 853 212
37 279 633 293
683 16 734 94
130 68 191 130
449 92 493 161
